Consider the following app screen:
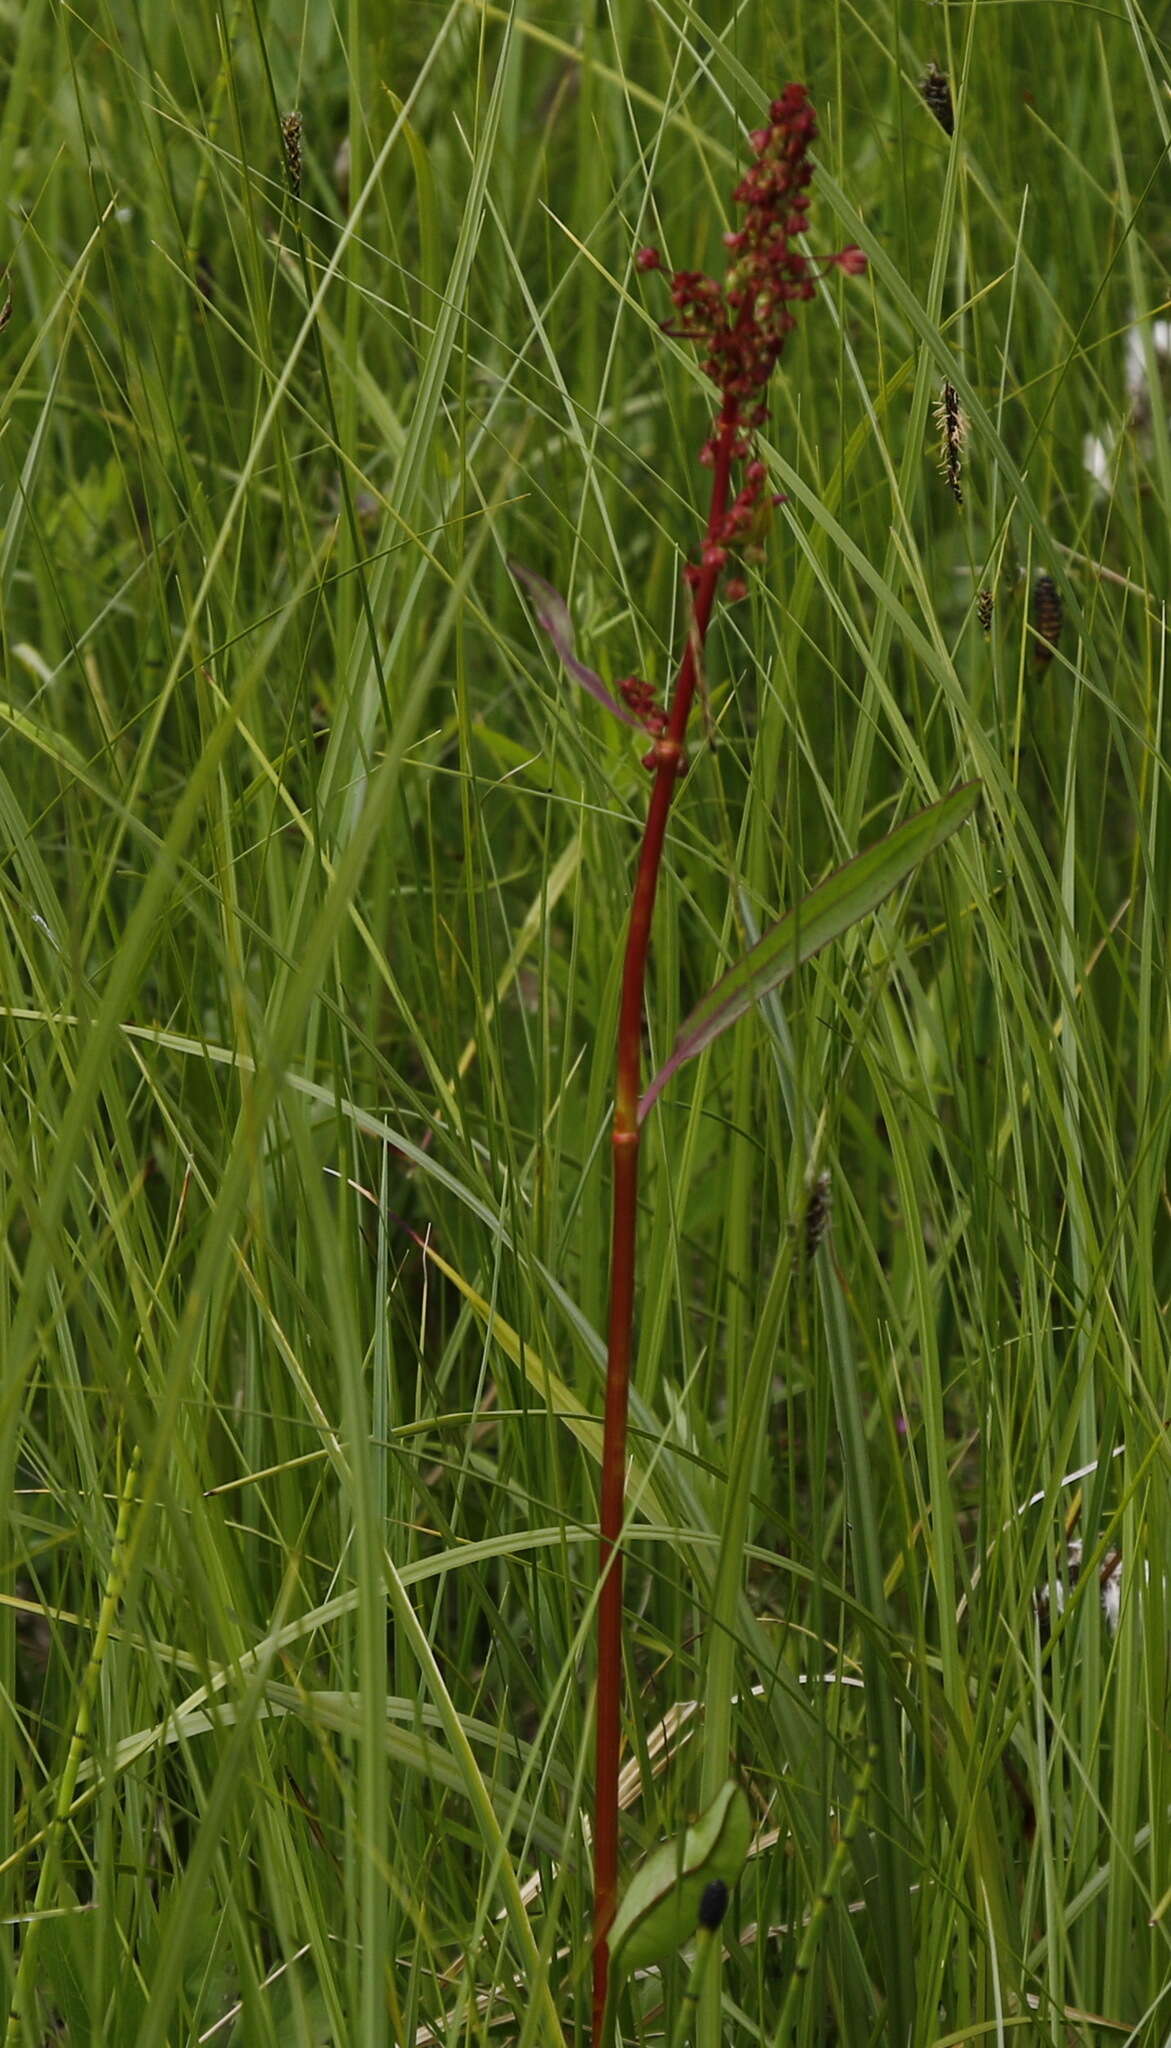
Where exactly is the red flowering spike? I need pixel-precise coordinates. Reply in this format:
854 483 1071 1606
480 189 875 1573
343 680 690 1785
636 91 865 605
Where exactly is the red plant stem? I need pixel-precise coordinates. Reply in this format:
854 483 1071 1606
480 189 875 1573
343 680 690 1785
591 393 740 2046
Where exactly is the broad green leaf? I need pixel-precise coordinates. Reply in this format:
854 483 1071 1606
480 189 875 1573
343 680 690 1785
639 782 980 1120
610 1780 753 1976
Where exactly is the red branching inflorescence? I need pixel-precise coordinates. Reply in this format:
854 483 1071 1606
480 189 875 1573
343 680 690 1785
637 84 865 598
591 92 866 2047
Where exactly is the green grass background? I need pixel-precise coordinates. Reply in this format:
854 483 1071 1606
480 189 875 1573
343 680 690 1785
2 1 1171 2041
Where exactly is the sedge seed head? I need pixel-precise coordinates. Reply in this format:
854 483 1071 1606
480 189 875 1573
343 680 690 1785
933 380 967 505
920 62 955 136
1032 572 1063 664
281 110 303 199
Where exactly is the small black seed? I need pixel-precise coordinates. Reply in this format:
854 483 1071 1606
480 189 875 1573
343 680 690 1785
698 1879 729 1931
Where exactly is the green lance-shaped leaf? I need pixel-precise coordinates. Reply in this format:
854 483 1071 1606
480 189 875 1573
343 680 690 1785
639 782 980 1121
610 1780 753 1978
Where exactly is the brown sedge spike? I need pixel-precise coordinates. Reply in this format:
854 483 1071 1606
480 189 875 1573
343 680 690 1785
934 379 966 505
976 588 994 633
804 1169 832 1262
281 110 303 200
1032 572 1063 666
920 62 955 137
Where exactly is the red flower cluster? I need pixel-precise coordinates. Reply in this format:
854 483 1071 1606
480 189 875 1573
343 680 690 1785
639 86 864 424
637 86 866 598
617 674 668 739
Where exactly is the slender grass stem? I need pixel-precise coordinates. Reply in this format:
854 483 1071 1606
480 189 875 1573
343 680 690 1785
5 1444 141 2047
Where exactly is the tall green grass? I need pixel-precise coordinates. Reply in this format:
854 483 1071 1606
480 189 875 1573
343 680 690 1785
1 2 1170 2042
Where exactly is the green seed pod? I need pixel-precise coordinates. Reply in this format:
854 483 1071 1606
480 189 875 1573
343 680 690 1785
610 1780 752 1977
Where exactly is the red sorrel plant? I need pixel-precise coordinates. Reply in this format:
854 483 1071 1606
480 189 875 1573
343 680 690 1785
516 83 977 2046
